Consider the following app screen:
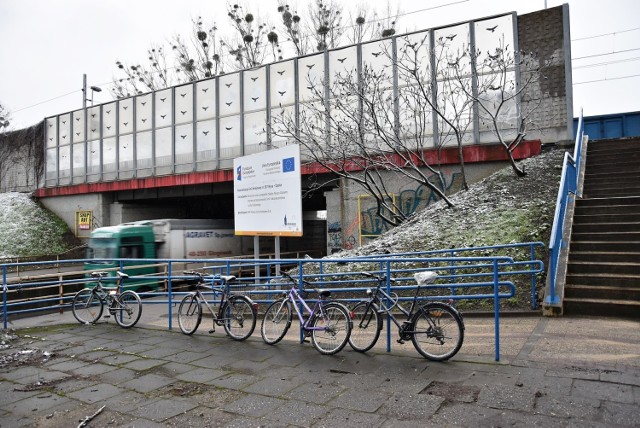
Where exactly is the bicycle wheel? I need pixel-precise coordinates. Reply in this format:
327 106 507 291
260 299 292 345
311 302 352 355
72 288 103 324
112 290 143 328
411 302 464 361
222 296 257 341
178 293 202 335
348 301 382 353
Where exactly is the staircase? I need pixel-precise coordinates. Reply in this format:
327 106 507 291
564 138 640 318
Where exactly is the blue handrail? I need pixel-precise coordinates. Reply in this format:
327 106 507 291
1 253 543 361
546 109 585 305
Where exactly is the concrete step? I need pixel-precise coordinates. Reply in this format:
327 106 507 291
569 241 640 253
583 189 640 199
565 284 640 301
568 251 640 263
587 139 640 153
585 162 640 174
567 260 640 276
573 213 640 223
563 297 640 318
571 231 640 242
575 196 640 207
572 222 640 234
566 272 640 287
584 176 640 188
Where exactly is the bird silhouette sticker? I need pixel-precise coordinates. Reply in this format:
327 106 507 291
446 34 457 41
141 101 147 106
123 122 129 126
251 77 259 82
181 110 187 115
225 101 233 106
225 83 232 88
180 135 187 139
202 130 210 135
160 97 166 102
105 110 111 115
225 126 233 131
486 25 498 32
251 97 259 102
371 52 382 57
141 118 147 123
306 64 315 70
202 88 209 93
76 117 80 121
337 57 347 63
278 91 286 96
202 106 209 111
123 105 129 110
161 114 167 119
180 93 186 97
277 70 285 75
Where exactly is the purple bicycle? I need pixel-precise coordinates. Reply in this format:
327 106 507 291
260 271 352 355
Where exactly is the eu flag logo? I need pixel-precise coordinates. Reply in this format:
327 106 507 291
282 157 295 173
236 165 242 181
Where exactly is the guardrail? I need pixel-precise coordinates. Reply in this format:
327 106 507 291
2 251 543 361
546 109 585 306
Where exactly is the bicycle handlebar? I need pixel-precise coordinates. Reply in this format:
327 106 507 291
359 271 397 283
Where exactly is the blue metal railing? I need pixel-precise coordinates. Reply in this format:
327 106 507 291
546 109 585 305
1 252 543 361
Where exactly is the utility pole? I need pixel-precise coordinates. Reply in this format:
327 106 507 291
82 74 87 109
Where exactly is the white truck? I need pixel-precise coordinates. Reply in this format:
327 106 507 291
84 219 251 291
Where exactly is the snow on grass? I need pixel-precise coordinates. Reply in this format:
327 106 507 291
0 192 72 258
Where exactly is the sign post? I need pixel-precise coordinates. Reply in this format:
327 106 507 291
75 210 93 237
233 145 302 278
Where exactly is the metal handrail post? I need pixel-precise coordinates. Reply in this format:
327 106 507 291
386 260 392 353
530 243 537 309
167 261 173 330
3 266 7 329
493 259 501 361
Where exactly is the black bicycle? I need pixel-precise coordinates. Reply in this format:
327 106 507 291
177 271 258 340
348 271 464 361
71 271 142 328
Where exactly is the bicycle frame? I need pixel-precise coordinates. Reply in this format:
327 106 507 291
361 280 423 331
284 287 330 334
193 284 232 325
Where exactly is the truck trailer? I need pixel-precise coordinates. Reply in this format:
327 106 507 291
84 219 249 291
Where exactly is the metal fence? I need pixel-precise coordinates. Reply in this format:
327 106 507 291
2 245 543 360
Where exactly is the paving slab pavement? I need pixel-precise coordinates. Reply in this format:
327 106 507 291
1 303 639 427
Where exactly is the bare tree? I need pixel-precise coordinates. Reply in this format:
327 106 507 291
0 102 10 133
448 36 551 176
271 59 453 227
347 2 399 45
172 18 225 81
223 4 271 69
276 2 309 56
307 0 344 51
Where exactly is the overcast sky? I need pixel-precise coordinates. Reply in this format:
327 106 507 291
1 0 639 130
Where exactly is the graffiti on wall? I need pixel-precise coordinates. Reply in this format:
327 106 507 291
328 221 357 253
360 171 464 239
327 171 463 253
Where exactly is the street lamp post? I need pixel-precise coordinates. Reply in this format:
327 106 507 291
82 73 102 108
89 86 102 106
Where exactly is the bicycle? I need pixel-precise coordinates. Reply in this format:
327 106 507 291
260 271 352 355
348 270 464 361
72 271 143 328
177 271 257 341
